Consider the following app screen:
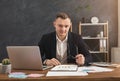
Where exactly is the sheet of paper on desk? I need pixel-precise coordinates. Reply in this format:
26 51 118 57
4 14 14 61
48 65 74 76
78 66 114 73
90 62 120 68
50 65 78 71
46 71 88 76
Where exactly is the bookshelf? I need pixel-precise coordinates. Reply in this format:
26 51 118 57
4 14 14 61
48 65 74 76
79 21 109 62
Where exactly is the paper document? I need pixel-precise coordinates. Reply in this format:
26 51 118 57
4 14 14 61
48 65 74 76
90 62 120 67
78 66 114 73
50 65 78 71
46 71 88 76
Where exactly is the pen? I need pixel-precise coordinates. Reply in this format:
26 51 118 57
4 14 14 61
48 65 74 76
75 45 78 55
67 43 79 59
69 45 79 59
75 45 80 59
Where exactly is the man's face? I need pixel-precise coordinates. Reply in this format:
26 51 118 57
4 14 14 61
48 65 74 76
53 18 71 38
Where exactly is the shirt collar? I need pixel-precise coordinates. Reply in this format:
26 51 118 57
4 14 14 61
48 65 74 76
56 34 68 43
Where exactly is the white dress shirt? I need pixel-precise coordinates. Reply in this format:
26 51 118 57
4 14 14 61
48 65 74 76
56 35 68 58
43 34 68 64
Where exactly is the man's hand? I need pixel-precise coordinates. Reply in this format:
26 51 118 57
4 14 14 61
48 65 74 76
45 58 61 66
75 54 85 65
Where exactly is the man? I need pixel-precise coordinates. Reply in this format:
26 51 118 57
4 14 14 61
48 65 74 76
38 12 92 66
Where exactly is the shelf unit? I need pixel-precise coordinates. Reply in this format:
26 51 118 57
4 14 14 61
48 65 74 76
79 21 109 62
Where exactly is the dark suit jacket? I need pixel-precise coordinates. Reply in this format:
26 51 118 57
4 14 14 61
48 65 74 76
38 32 92 65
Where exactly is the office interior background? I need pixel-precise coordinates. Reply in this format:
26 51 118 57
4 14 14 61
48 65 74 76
0 0 118 62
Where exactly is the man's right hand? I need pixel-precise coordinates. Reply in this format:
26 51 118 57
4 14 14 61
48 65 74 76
45 58 61 66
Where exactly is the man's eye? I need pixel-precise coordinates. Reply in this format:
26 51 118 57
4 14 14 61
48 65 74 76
65 25 69 28
58 25 63 27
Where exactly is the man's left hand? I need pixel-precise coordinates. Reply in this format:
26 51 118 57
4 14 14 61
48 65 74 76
75 54 85 65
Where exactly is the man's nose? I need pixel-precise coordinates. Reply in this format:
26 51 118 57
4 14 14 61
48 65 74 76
61 27 66 30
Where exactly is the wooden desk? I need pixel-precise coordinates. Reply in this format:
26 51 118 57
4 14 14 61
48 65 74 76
0 67 120 81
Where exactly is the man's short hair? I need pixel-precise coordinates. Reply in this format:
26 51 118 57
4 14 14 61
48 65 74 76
56 12 70 19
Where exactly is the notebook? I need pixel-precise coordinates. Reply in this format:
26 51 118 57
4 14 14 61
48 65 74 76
6 46 52 70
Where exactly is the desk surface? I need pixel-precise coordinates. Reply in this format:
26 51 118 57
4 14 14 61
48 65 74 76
0 67 120 81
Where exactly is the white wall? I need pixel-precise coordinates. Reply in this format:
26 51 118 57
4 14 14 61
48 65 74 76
118 0 120 47
111 47 120 63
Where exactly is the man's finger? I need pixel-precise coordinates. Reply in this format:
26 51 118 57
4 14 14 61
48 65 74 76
76 54 83 59
51 58 61 65
53 58 61 65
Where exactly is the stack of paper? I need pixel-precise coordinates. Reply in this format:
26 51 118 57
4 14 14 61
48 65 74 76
46 65 114 76
46 71 88 76
46 64 88 76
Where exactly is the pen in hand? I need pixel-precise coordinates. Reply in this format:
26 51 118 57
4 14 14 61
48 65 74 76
76 45 78 55
67 43 80 59
69 45 79 59
75 45 79 59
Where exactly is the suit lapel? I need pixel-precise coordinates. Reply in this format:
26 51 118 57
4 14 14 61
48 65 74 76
67 32 72 58
51 32 56 58
67 32 76 63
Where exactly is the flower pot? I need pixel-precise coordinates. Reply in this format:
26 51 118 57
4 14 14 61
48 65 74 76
1 64 11 74
0 63 2 73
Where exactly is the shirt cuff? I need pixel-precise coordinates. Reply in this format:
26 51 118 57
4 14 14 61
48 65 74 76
43 59 49 65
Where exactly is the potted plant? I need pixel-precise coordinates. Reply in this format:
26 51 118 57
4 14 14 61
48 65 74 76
1 58 11 74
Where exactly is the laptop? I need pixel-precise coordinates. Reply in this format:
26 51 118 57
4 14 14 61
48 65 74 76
6 46 52 70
